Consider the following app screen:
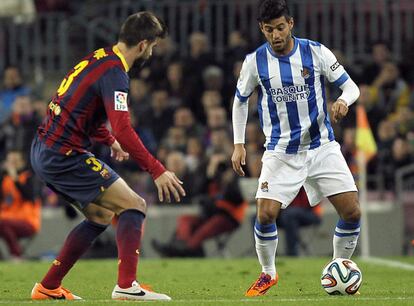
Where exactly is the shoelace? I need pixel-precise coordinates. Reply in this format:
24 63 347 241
256 274 271 288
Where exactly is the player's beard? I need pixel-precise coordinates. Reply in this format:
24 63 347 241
272 34 292 54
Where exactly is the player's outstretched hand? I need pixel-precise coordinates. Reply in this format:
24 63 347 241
111 140 129 162
331 99 348 123
231 144 246 177
154 171 186 203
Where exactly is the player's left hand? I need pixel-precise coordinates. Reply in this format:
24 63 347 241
331 99 348 123
111 140 129 161
154 170 186 203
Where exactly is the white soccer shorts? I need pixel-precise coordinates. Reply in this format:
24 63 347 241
255 141 357 208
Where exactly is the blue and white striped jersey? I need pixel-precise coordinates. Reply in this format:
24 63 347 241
235 37 349 154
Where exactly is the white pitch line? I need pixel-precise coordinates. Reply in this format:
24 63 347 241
1 297 414 304
361 257 414 271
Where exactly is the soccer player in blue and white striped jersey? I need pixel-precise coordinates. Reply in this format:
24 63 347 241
232 0 361 297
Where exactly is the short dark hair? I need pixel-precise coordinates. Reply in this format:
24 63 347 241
118 11 168 47
257 0 291 23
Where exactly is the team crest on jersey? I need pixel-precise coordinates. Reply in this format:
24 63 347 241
114 91 128 111
301 68 310 79
261 181 269 192
100 168 111 179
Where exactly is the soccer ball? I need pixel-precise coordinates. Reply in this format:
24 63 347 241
321 258 362 295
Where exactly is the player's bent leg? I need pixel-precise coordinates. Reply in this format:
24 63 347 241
32 202 110 300
328 192 361 259
246 198 281 297
96 177 170 300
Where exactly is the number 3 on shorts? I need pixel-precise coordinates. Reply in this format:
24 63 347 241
85 157 103 172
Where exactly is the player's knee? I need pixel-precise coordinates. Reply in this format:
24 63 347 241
121 193 147 214
257 199 279 224
341 202 361 223
256 208 277 224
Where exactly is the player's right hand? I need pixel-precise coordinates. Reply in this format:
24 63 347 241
111 140 129 161
231 144 246 177
154 171 186 203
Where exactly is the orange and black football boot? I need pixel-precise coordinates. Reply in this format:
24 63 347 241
31 282 82 300
245 272 279 297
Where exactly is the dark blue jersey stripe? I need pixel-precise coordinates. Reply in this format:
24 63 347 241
320 75 335 141
257 86 264 130
298 39 321 149
256 44 280 150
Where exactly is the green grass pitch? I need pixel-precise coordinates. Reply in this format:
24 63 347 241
0 257 413 305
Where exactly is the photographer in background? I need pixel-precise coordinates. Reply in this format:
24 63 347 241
0 150 41 260
152 155 248 257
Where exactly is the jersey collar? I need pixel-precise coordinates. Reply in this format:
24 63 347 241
112 45 130 72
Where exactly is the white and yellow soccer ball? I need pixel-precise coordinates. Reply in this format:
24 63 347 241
321 258 362 295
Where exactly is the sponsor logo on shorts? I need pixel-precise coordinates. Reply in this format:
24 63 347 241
100 168 111 179
261 181 269 192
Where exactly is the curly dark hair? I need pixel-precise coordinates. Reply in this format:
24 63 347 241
257 0 291 23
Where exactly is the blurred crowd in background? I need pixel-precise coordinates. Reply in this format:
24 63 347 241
1 0 414 258
2 32 414 206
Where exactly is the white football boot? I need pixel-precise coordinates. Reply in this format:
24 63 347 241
112 281 171 301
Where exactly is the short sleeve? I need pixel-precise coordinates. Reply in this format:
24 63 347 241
320 44 349 87
236 54 258 102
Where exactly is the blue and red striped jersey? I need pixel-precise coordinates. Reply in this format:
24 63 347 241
37 46 165 179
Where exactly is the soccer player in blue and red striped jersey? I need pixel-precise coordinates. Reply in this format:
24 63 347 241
30 11 185 301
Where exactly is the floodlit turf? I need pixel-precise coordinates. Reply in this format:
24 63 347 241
0 257 413 305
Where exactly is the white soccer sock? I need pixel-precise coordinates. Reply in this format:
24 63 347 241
333 219 360 259
254 220 278 279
